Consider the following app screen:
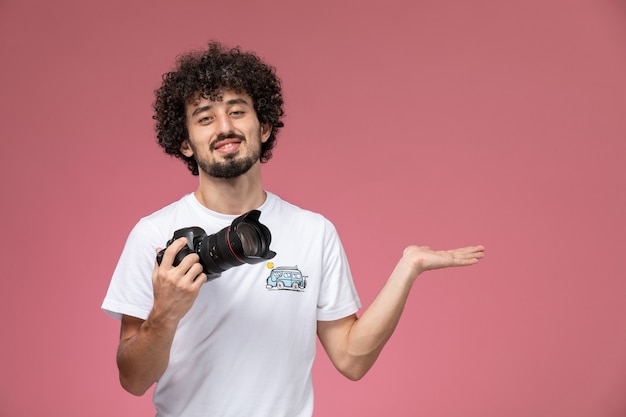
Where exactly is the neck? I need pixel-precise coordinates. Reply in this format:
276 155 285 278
194 164 267 215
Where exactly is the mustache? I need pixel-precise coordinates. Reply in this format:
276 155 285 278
210 132 246 150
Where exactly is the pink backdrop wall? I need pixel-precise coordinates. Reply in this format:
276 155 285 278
1 0 625 416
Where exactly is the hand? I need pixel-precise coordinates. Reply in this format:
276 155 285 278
403 244 485 276
151 237 207 324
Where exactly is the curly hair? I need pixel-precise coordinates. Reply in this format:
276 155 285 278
153 41 285 175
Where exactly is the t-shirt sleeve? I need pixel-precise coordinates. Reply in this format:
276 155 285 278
316 219 361 321
101 219 165 321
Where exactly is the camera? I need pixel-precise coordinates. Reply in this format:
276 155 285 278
156 210 276 281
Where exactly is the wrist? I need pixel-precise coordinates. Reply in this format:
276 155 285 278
144 309 180 339
390 254 422 288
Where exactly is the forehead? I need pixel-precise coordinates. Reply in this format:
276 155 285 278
187 89 253 109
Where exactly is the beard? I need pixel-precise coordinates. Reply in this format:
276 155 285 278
198 153 259 179
192 131 262 179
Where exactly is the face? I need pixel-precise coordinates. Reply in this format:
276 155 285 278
182 90 271 179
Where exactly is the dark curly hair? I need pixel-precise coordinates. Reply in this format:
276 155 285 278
153 41 285 175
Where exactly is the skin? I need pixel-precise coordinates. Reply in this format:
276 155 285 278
116 90 485 395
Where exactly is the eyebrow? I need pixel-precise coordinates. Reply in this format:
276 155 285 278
190 97 251 117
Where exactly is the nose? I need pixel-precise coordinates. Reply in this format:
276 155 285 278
215 113 235 134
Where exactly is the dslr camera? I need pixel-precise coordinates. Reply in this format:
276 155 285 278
156 210 276 281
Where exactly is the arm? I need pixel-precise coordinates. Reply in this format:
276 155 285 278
116 238 207 395
317 244 485 381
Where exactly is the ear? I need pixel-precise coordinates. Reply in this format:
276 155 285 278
180 140 194 157
260 123 272 143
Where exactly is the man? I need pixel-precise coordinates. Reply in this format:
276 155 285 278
102 41 485 417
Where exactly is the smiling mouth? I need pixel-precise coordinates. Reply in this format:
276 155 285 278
211 133 246 152
212 138 244 156
215 140 240 150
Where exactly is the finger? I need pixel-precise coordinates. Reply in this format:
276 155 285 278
460 255 481 262
456 258 478 266
181 256 202 272
448 248 485 260
454 252 484 265
177 251 202 272
179 260 207 291
451 245 485 254
441 247 483 265
193 272 208 286
467 245 485 255
159 237 190 267
180 261 204 283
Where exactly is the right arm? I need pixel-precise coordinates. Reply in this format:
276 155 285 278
116 238 206 396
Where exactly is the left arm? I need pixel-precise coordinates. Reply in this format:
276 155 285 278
317 244 485 381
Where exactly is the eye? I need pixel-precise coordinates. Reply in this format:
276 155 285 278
198 116 213 124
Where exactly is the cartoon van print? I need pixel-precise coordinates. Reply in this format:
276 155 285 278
266 266 307 291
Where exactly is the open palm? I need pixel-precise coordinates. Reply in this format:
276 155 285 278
403 244 485 274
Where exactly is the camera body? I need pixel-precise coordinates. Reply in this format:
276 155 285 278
156 210 276 281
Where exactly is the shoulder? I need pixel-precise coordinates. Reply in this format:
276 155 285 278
262 193 341 244
137 194 197 227
264 192 333 227
125 194 198 244
140 194 196 222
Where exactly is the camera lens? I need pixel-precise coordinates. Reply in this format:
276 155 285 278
237 223 261 255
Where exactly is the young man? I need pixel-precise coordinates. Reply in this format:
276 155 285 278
102 42 485 417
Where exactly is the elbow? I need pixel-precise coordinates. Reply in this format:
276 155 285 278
342 369 367 381
336 357 374 381
116 352 160 396
337 346 386 381
119 374 152 397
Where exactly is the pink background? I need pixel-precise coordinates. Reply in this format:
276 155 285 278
1 0 625 416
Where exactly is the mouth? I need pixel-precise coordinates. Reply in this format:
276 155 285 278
212 135 245 154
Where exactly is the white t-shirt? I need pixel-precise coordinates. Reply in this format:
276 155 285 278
102 192 361 417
